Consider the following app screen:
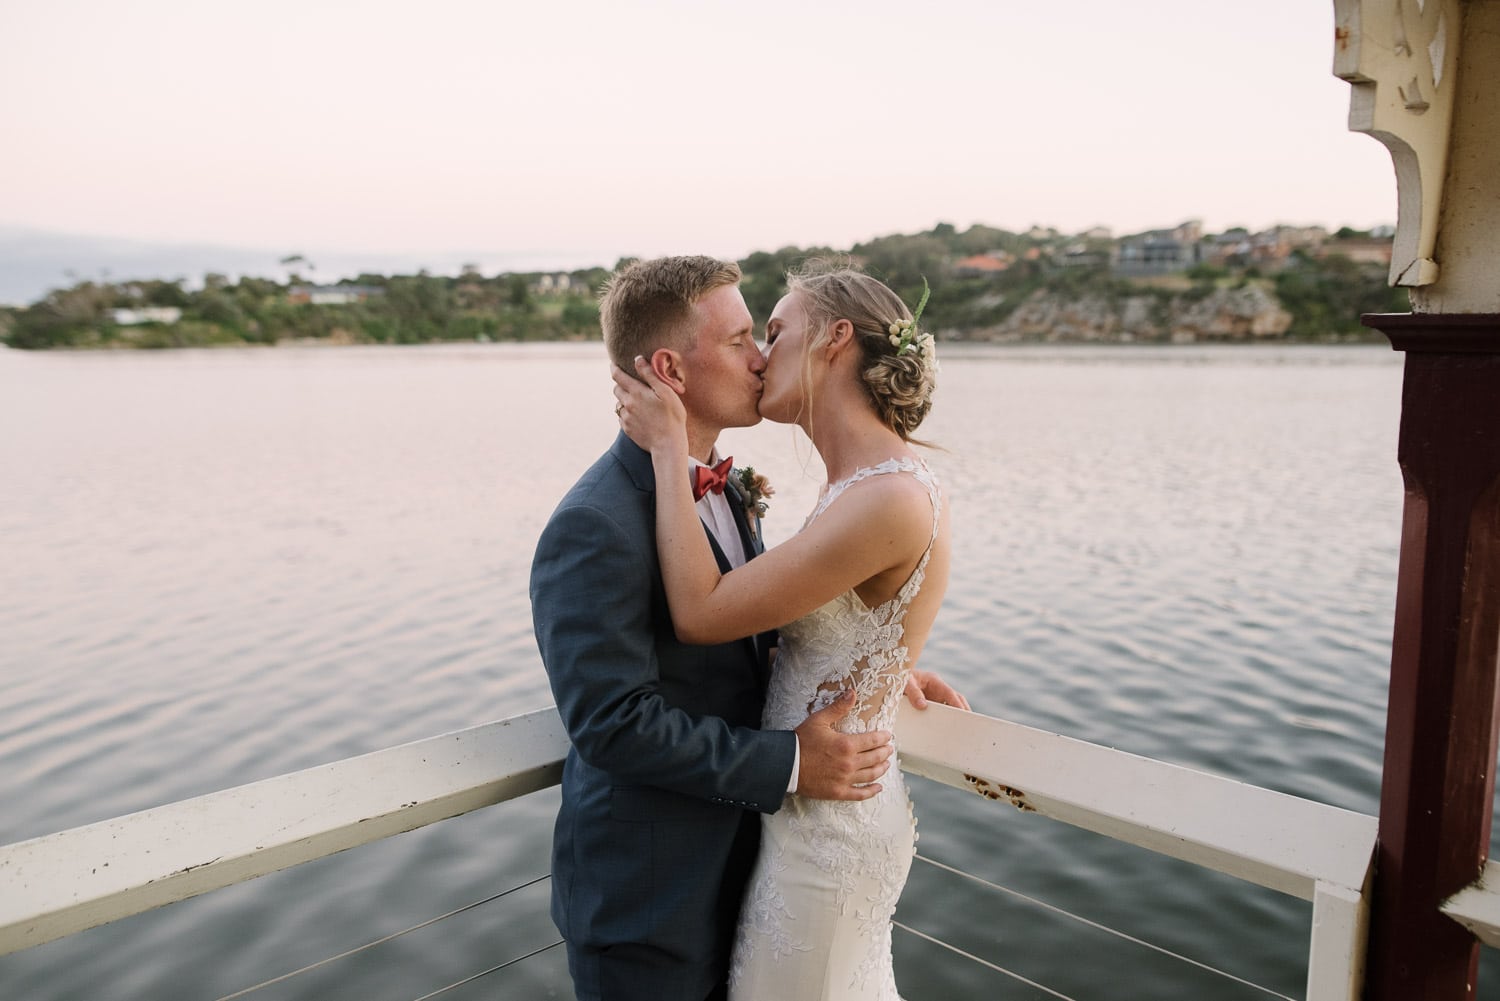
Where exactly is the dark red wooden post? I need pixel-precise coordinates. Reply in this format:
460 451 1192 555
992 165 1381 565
1362 313 1500 1001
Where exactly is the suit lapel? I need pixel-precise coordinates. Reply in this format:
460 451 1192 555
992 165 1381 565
725 475 763 560
723 478 774 688
703 518 733 574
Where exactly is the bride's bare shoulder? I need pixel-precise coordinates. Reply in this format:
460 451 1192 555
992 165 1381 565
818 467 935 540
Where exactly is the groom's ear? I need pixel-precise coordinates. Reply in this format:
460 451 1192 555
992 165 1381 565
648 348 688 395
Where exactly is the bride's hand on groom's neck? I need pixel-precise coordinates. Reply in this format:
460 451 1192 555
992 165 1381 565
612 359 688 458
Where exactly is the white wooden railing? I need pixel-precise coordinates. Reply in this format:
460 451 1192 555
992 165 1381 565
0 705 1387 999
1442 861 1500 947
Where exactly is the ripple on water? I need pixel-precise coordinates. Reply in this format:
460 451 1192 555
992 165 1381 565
0 345 1420 999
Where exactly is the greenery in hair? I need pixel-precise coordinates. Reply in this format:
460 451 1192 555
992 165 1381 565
909 277 930 329
885 277 937 370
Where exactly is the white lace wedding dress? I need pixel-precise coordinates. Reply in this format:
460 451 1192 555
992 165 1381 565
729 458 941 1001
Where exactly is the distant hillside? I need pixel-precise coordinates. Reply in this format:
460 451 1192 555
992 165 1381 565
735 223 1406 343
1 221 1409 349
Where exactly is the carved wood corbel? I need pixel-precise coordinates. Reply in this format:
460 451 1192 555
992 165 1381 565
1333 0 1463 286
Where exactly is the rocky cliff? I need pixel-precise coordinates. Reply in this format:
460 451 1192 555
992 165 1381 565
966 282 1293 344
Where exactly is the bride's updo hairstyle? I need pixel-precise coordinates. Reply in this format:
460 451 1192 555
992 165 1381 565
786 259 937 442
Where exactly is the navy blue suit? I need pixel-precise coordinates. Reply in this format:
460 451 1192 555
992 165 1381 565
531 433 795 1001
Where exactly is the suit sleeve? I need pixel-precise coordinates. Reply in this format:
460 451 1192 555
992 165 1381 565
531 501 795 813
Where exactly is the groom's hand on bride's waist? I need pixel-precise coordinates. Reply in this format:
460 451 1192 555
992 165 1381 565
793 690 893 802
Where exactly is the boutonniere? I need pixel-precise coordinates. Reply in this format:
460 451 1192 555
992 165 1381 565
730 466 774 522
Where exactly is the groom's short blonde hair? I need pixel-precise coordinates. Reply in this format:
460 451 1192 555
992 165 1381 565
600 256 742 370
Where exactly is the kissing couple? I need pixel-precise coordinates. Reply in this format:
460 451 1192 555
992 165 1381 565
531 255 967 1001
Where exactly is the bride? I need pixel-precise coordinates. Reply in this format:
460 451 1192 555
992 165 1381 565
612 260 952 1000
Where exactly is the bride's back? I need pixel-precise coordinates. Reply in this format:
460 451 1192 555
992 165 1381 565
766 457 949 734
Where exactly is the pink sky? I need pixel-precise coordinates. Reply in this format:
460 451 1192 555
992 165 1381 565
1 0 1396 269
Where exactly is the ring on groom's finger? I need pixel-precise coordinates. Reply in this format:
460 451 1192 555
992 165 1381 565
614 404 623 416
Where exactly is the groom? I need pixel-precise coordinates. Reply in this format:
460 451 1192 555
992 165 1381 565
531 256 958 1001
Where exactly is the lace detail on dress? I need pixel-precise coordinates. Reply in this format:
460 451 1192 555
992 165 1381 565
731 843 805 971
729 457 940 1001
765 457 942 737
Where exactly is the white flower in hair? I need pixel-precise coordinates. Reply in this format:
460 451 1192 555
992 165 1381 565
888 279 936 371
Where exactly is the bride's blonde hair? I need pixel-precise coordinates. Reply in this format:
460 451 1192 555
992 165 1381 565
785 259 936 442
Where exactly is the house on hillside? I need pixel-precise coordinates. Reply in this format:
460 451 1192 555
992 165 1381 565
1115 227 1201 276
531 273 590 295
1203 228 1254 268
1247 225 1330 268
112 307 182 326
953 253 1012 277
1319 236 1394 265
288 285 384 306
1170 219 1203 244
1056 241 1112 270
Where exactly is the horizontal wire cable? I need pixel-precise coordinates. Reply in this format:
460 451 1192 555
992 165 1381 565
894 921 1080 1001
212 874 552 1001
408 939 564 1001
913 854 1297 1001
208 853 1298 1000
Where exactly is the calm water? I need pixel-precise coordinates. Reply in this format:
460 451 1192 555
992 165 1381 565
0 341 1480 999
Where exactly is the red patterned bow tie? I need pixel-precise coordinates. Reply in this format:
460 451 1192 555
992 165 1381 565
692 457 734 501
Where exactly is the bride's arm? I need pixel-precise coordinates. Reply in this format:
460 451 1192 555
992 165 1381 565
613 359 931 645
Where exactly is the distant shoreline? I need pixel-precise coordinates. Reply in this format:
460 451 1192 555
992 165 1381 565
0 222 1406 351
2 333 1391 354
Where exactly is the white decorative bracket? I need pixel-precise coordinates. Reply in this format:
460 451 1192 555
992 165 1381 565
1333 0 1464 286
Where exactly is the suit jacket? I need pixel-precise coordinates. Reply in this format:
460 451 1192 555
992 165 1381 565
530 432 795 1000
